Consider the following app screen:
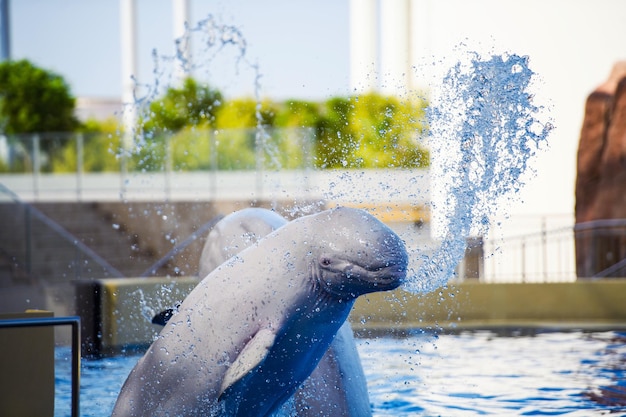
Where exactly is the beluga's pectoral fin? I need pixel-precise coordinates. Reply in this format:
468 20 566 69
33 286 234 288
151 308 176 326
151 302 181 326
219 327 277 400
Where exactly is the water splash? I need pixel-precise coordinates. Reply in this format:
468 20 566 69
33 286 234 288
122 14 254 151
405 51 553 294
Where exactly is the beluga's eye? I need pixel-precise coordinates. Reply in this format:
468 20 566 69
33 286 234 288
320 256 332 267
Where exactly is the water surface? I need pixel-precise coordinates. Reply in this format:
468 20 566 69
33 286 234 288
54 330 626 416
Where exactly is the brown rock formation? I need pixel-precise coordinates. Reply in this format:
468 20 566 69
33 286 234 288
575 62 626 277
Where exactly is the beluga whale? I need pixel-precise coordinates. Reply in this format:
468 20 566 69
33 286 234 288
197 207 287 279
112 206 408 417
196 207 372 416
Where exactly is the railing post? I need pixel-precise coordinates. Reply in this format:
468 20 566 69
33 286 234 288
120 144 128 200
302 127 314 191
32 134 40 200
255 127 266 198
76 133 84 201
24 204 32 276
165 133 172 200
209 129 217 198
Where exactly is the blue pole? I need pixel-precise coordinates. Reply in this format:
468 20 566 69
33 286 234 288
0 0 10 60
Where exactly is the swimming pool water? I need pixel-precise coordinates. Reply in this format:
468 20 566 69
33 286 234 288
54 330 626 416
360 331 626 416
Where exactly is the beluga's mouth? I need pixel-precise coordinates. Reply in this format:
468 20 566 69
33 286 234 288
342 255 407 291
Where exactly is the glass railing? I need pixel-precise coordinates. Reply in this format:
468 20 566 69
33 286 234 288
0 127 315 174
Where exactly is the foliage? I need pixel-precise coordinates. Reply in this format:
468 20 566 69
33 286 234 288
312 97 357 169
210 98 279 169
274 100 321 128
275 93 429 169
51 118 123 172
10 72 429 173
168 128 213 171
214 97 277 129
159 127 256 171
0 60 79 134
143 78 223 132
348 92 429 169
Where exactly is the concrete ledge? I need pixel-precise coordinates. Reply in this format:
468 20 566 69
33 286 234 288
75 278 199 356
349 280 626 333
75 278 626 355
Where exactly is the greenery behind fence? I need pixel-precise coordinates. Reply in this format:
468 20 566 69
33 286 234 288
0 60 430 174
0 128 314 173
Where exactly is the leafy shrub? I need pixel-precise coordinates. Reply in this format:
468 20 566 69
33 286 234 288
0 60 79 134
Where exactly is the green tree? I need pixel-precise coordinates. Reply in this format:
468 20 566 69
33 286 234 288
270 100 321 169
314 97 356 168
311 93 429 169
135 78 224 172
169 128 213 171
144 78 223 132
274 100 321 128
0 59 79 134
350 93 429 168
212 98 278 169
214 97 276 129
51 118 123 173
82 74 429 173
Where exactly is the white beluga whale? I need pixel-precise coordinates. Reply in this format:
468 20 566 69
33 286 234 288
112 207 408 417
201 207 372 416
197 208 287 279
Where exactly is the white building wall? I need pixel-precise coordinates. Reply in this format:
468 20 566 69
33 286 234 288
172 0 191 83
379 0 411 95
119 0 137 148
350 0 429 95
349 0 379 93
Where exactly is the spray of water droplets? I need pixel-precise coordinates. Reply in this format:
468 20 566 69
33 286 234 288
404 51 553 294
118 13 286 180
119 14 254 154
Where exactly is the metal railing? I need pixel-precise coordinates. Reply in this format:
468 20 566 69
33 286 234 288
481 218 626 282
574 219 626 278
140 214 224 277
483 224 577 282
0 183 125 282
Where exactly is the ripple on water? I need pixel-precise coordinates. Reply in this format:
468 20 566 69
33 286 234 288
52 331 626 416
358 331 626 417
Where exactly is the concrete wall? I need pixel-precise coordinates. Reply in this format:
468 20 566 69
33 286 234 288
75 278 199 356
351 280 626 333
0 199 313 285
76 278 626 356
1 199 431 345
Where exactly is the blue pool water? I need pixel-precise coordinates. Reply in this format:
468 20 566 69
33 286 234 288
54 330 626 416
